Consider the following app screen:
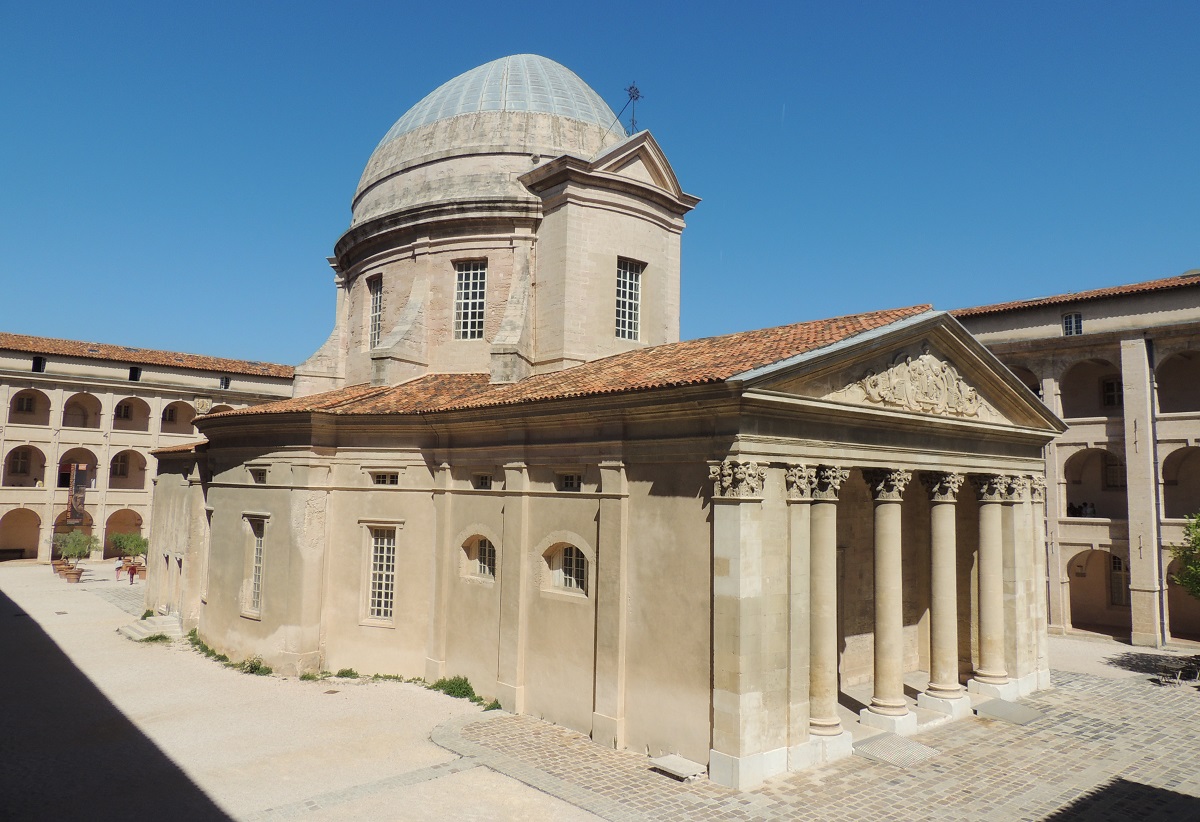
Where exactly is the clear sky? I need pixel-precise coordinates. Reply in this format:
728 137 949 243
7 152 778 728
2 2 1197 366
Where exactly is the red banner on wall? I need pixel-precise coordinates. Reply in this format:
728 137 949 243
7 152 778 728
65 463 88 525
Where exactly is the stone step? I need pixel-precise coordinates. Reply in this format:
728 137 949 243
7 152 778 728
119 615 184 642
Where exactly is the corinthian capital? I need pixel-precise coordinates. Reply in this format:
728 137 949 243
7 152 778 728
1029 475 1046 503
708 459 766 499
922 471 965 503
970 474 1009 503
863 468 913 501
1005 475 1030 502
811 465 850 501
785 464 816 500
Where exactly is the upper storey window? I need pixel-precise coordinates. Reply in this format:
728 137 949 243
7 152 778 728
368 275 383 348
1062 313 1083 336
454 261 487 340
616 259 643 340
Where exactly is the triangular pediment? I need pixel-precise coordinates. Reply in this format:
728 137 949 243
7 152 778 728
738 313 1064 433
591 132 683 197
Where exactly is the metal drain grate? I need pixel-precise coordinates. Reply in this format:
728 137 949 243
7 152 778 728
853 733 939 768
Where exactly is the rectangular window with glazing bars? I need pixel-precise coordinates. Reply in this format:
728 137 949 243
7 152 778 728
369 527 396 620
454 261 487 340
616 259 642 340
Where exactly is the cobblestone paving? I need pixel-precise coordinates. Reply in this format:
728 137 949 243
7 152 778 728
82 575 148 617
447 671 1200 821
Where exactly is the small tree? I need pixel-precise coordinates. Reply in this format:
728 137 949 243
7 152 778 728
110 532 149 561
54 530 100 568
1169 513 1200 600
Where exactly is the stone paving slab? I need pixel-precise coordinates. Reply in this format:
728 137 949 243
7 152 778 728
438 669 1200 820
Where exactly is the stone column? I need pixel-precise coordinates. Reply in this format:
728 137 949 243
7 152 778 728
791 466 853 768
918 472 972 718
968 474 1018 700
860 469 916 733
783 465 813 768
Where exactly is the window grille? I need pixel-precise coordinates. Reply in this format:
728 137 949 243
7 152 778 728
250 468 267 484
163 406 177 424
475 538 496 577
115 402 132 420
1104 453 1126 489
368 275 383 348
560 545 587 593
473 473 492 490
10 449 29 475
559 473 582 492
219 376 232 390
1109 554 1130 606
249 519 265 612
1062 313 1083 336
372 472 399 486
369 527 396 619
112 453 129 478
454 262 487 339
15 395 34 413
615 259 643 340
1102 378 1123 408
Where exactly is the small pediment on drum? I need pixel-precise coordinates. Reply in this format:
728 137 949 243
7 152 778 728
823 346 1004 421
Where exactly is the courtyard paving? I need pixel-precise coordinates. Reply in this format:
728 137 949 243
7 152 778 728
2 559 1198 821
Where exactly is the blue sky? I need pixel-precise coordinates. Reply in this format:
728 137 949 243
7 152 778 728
2 2 1197 365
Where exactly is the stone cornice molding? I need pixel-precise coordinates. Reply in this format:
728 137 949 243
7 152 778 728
922 471 965 503
785 464 816 501
971 473 1009 503
811 465 850 501
863 468 913 501
709 459 766 499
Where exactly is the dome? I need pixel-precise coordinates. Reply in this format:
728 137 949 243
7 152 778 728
349 55 629 229
376 54 625 147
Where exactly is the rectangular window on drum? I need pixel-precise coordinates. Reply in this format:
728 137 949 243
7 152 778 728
369 527 396 620
616 259 643 340
454 261 487 340
249 518 265 613
368 275 383 348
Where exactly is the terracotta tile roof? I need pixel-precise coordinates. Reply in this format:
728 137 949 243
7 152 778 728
207 305 931 420
953 271 1200 318
150 440 208 456
0 332 294 378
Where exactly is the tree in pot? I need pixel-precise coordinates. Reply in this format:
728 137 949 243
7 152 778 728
54 530 100 583
110 532 149 564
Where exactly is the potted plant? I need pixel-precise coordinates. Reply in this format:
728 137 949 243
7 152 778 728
111 532 149 565
53 530 100 583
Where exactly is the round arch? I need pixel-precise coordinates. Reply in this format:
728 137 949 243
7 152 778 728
1005 363 1042 398
3 444 47 487
108 449 148 490
1162 446 1200 519
1059 358 1121 419
57 448 98 490
61 392 102 429
7 388 51 426
209 404 234 414
1156 351 1200 413
0 509 41 559
453 524 503 582
103 509 144 559
1061 448 1127 519
52 511 95 558
1066 548 1131 637
532 529 596 596
112 396 152 432
161 401 197 435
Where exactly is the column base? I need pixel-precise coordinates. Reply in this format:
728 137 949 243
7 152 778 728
788 731 853 771
591 712 625 749
859 708 918 734
424 657 446 683
917 692 972 719
1037 668 1052 689
967 678 1018 701
1130 630 1162 649
708 747 787 791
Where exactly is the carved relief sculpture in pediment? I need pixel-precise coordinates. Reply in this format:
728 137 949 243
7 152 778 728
709 459 766 498
824 346 1001 420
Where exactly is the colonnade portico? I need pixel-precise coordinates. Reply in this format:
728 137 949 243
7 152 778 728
710 459 1048 789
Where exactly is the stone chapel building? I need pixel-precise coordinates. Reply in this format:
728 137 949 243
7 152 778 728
146 54 1063 789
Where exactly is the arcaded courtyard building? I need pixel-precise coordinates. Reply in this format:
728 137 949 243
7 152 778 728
0 333 292 562
148 55 1063 789
957 272 1200 645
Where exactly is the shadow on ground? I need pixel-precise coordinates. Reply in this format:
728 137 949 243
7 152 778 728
1043 777 1200 820
1103 650 1200 685
0 588 229 821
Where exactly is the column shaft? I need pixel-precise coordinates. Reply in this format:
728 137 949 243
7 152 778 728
869 499 906 715
976 497 1008 684
809 500 841 736
927 499 962 697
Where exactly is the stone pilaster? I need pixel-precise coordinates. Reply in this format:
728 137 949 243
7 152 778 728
495 462 530 713
424 462 453 682
592 460 629 749
1030 476 1051 688
918 472 972 718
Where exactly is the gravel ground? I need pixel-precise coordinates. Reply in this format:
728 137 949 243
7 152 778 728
0 561 598 821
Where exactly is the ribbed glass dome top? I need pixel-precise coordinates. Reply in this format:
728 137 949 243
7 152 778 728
375 54 626 147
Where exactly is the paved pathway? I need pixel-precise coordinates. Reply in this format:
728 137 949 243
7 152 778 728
4 560 1199 820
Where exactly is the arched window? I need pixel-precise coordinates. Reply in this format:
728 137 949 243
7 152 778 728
549 544 587 594
462 536 496 578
